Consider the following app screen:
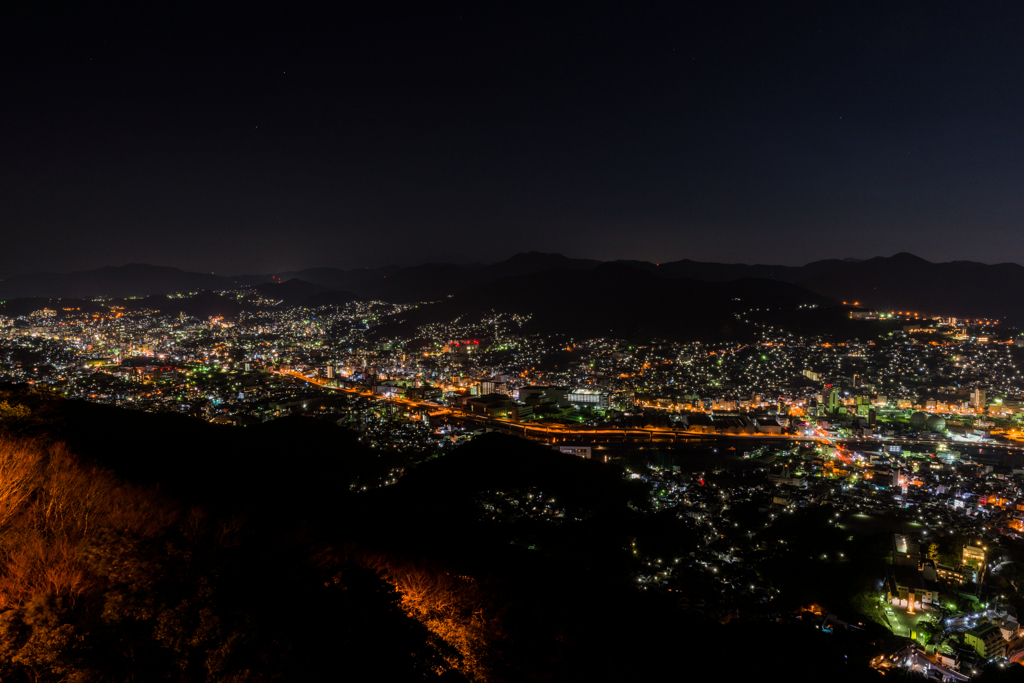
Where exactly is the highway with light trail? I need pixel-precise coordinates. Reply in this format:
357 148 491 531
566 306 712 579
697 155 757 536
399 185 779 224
274 371 1024 455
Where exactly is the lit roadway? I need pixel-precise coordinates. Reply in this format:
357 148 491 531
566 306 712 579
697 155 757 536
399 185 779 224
275 370 835 445
902 649 970 681
274 371 1024 453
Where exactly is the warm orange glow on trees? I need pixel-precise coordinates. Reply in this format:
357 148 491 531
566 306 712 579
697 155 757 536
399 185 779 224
0 415 452 682
0 436 177 607
359 552 502 680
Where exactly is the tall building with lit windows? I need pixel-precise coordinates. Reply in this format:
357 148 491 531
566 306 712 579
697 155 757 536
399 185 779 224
822 387 839 415
970 386 986 411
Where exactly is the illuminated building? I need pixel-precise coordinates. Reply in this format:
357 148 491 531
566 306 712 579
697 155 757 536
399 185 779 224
970 386 986 411
823 387 839 415
558 445 592 458
447 340 480 367
519 385 569 407
887 535 941 612
965 622 1006 660
962 544 985 570
567 389 610 410
481 379 509 396
466 393 515 419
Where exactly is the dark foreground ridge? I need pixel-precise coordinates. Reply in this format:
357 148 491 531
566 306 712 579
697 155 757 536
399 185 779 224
0 387 886 682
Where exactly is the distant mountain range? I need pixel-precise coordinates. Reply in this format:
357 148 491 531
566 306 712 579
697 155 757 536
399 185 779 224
2 252 1022 325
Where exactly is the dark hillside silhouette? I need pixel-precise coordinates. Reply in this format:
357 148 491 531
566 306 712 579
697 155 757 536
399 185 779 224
0 389 886 682
374 263 836 340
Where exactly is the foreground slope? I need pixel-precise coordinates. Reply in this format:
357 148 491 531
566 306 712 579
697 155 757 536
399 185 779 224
0 389 887 682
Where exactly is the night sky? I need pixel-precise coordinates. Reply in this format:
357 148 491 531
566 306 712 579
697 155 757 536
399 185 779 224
2 3 1023 276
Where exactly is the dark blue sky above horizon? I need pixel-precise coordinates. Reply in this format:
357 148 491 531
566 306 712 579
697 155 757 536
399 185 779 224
2 2 1023 276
